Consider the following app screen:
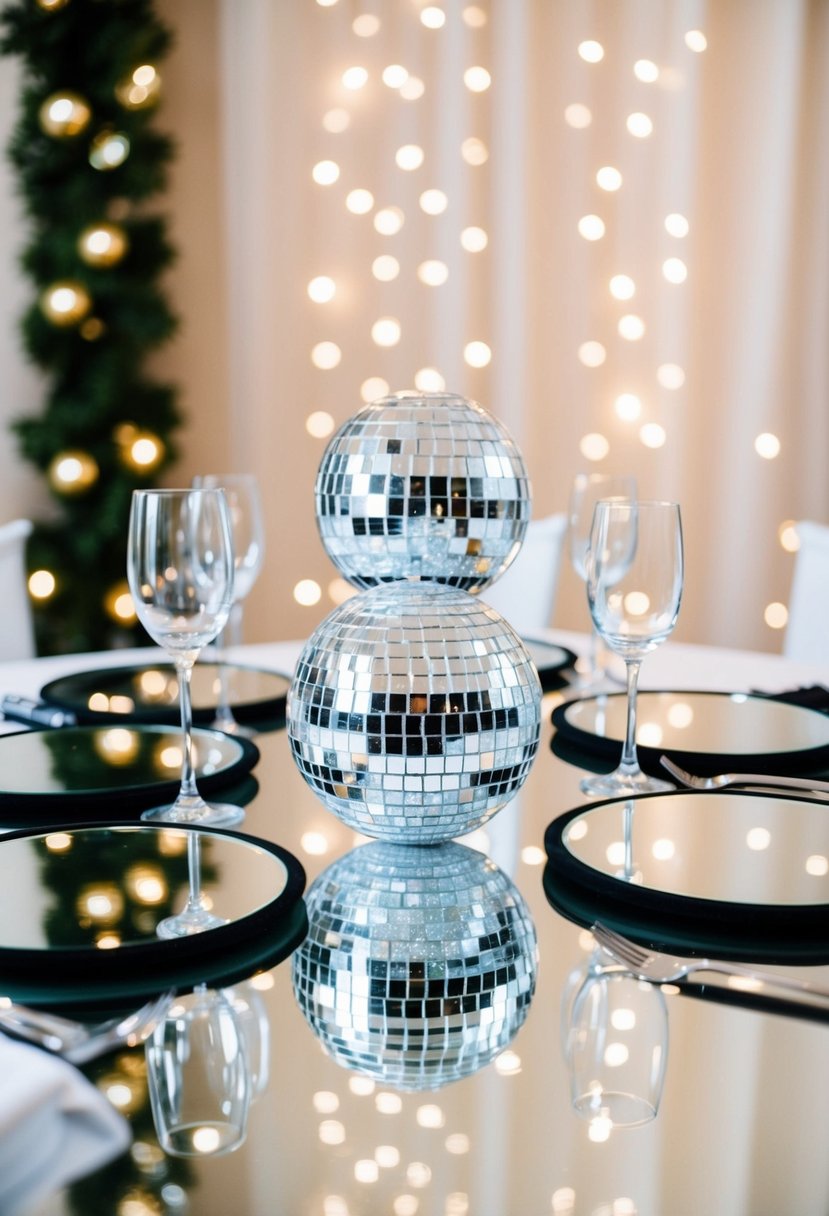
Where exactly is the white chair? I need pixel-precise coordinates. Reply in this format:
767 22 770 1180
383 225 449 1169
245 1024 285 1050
783 520 829 664
0 519 36 661
480 513 567 635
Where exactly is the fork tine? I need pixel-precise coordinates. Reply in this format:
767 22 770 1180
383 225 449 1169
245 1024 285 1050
591 922 649 968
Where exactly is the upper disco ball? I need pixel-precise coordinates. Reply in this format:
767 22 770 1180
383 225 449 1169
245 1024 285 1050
292 840 538 1090
287 581 542 844
315 391 531 590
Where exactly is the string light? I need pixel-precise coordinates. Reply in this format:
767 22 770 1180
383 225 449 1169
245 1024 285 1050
462 5 487 27
685 30 708 52
372 255 400 281
322 108 350 133
657 363 685 389
361 376 389 401
578 341 606 367
578 215 605 241
396 144 424 170
464 67 491 92
353 13 380 36
461 137 488 165
400 76 425 100
755 432 780 459
634 59 659 82
29 569 56 599
662 257 688 283
460 226 488 251
415 367 446 392
115 63 161 109
609 274 635 299
312 160 340 185
88 129 130 170
618 314 646 340
626 112 653 138
342 66 368 90
778 521 800 552
308 276 336 302
306 411 335 438
463 340 491 367
578 40 604 63
596 165 622 191
294 579 322 606
417 260 449 286
564 103 592 128
371 317 401 346
640 423 667 448
346 188 374 213
374 206 404 234
419 188 448 214
764 602 788 630
614 393 642 421
580 433 610 461
311 341 341 369
382 65 409 89
421 6 446 28
38 91 91 137
665 213 689 237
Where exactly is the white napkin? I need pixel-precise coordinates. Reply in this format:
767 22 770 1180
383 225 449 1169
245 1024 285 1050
0 1033 132 1215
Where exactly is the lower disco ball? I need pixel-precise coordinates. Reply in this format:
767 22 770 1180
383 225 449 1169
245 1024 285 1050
287 582 542 843
292 841 538 1090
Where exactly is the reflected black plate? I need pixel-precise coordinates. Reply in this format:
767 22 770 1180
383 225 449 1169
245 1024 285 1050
41 662 290 727
0 724 259 819
0 823 307 1006
523 639 577 692
544 789 829 963
551 690 829 776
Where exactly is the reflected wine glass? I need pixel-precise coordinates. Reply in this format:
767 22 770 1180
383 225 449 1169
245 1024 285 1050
146 984 251 1158
223 981 271 1099
156 831 227 939
580 499 684 797
127 487 244 827
193 474 265 737
567 472 637 689
566 969 669 1131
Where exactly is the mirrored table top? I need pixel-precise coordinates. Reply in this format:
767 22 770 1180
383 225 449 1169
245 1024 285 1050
5 646 829 1216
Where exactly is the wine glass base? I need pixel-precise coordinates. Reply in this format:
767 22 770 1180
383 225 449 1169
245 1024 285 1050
141 801 246 828
210 715 258 739
156 908 229 939
580 770 675 798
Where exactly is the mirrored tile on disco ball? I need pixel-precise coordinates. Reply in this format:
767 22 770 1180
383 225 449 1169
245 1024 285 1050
292 840 538 1090
315 392 531 590
287 582 543 843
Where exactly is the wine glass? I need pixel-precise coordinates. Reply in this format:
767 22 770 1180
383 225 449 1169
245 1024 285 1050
565 968 669 1131
127 487 244 827
156 831 227 939
580 499 684 798
567 472 637 688
193 474 265 736
145 984 252 1158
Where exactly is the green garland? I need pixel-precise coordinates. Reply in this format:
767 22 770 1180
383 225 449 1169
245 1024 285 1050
1 0 181 655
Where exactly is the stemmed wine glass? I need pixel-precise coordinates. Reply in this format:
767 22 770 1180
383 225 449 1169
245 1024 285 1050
156 830 227 938
567 472 637 688
146 984 252 1157
580 499 684 797
193 474 265 736
127 487 244 827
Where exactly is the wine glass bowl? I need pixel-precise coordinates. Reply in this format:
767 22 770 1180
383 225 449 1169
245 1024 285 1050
127 488 244 827
567 472 637 687
580 499 684 798
193 474 266 735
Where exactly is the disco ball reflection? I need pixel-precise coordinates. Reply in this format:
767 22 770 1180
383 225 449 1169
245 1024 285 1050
314 392 531 590
292 840 538 1090
287 582 542 843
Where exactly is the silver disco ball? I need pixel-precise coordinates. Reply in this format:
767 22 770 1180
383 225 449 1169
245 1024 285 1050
315 391 531 590
287 582 542 843
292 841 538 1090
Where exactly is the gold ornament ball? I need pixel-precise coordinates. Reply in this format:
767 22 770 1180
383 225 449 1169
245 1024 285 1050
115 64 161 110
89 128 130 171
80 317 106 342
38 90 91 138
118 429 165 474
78 222 129 267
40 280 92 327
48 450 99 495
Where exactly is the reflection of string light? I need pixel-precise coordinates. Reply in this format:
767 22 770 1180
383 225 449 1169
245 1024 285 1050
416 1104 445 1128
375 1091 403 1114
45 831 73 852
313 1090 340 1113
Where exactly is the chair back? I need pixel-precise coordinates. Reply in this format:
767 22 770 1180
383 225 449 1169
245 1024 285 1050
481 513 567 636
783 520 829 664
0 519 36 661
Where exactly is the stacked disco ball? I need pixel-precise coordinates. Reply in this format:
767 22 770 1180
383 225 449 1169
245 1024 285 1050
292 841 539 1090
287 391 543 844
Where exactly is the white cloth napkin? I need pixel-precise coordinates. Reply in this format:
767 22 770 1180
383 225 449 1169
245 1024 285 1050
0 1033 132 1215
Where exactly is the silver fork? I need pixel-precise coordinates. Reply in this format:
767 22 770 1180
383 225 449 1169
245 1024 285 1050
659 755 829 796
591 922 829 1001
0 989 174 1064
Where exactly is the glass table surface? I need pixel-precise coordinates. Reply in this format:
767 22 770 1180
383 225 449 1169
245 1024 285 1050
8 692 829 1216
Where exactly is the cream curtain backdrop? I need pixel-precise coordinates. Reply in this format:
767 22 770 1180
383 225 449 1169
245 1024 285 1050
210 0 829 652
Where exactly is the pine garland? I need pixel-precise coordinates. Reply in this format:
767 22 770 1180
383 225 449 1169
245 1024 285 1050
1 0 180 654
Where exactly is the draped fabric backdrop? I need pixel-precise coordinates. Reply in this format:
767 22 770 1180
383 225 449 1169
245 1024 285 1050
0 0 827 652
210 0 829 651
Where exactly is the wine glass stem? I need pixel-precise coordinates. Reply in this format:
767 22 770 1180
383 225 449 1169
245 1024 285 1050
619 658 642 775
174 657 199 800
186 830 205 908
